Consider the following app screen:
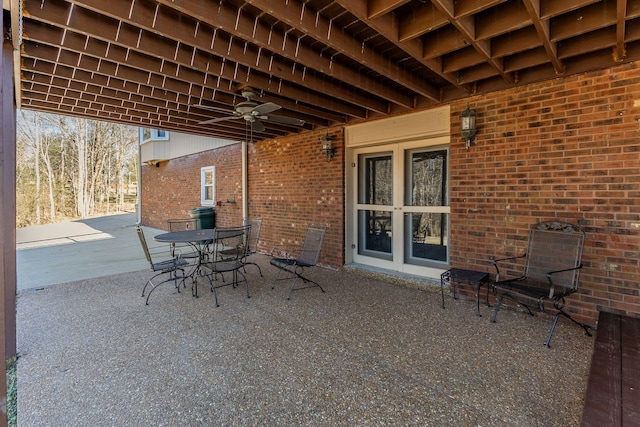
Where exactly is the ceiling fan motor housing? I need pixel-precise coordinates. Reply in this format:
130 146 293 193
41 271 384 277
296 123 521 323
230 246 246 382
236 101 258 115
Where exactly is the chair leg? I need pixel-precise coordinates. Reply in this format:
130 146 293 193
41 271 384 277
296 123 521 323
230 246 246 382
173 269 186 293
142 271 175 304
204 274 220 307
235 269 250 299
144 277 177 305
544 308 593 348
286 275 302 300
287 269 325 300
142 271 164 297
545 312 561 348
243 262 263 277
491 294 504 323
271 267 286 290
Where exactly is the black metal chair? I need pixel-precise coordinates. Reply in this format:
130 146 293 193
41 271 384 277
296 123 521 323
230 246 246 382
136 226 188 305
491 221 592 347
242 217 263 277
270 223 327 300
199 225 251 307
167 218 201 263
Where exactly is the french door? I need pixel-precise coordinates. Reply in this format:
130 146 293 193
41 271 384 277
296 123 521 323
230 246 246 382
350 139 449 278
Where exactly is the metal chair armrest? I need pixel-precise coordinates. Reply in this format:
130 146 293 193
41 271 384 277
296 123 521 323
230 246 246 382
545 263 583 297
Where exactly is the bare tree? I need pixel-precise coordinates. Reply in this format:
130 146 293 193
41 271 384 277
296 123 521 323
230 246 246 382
16 111 139 226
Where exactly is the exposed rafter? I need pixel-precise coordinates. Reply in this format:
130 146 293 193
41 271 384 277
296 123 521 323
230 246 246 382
11 0 640 141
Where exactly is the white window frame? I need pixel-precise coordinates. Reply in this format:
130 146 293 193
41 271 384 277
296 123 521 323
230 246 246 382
201 166 216 206
139 128 170 144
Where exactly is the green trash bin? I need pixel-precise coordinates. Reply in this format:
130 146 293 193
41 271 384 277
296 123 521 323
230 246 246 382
189 206 215 229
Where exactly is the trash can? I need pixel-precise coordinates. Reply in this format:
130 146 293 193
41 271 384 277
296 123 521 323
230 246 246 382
189 206 215 229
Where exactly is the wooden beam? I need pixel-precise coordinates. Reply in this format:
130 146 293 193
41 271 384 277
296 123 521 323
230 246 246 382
367 0 411 19
398 2 448 42
69 0 397 113
28 0 379 117
615 0 628 61
333 0 461 94
160 0 432 105
431 0 516 85
550 1 617 41
522 0 565 74
21 20 349 124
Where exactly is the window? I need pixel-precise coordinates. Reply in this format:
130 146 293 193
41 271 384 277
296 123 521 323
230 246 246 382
139 128 170 143
201 166 216 205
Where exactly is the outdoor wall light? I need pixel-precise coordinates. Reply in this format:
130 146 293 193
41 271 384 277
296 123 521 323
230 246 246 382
321 133 335 161
460 103 477 149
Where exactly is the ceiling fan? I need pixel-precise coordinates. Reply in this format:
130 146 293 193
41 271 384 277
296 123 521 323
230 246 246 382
195 90 305 132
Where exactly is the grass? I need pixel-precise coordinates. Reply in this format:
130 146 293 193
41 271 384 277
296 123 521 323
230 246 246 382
7 358 16 426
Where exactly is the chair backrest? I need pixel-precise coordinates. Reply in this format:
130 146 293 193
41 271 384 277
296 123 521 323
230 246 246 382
243 218 262 254
298 223 327 266
524 221 585 290
136 226 153 265
167 218 200 232
213 225 251 262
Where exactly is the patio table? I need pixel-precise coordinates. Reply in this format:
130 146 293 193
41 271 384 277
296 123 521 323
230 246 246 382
154 228 243 292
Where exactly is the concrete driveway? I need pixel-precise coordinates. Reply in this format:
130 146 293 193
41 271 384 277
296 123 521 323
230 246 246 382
16 213 165 290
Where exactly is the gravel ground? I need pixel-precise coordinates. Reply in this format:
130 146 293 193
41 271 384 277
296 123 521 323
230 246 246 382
17 255 594 426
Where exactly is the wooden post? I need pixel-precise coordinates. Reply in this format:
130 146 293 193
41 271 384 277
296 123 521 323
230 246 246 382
0 7 18 427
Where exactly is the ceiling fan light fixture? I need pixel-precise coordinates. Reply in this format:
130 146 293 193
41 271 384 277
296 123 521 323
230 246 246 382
235 102 257 115
197 90 305 131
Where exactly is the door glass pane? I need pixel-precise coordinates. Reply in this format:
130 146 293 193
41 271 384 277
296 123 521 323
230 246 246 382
406 213 448 263
406 150 447 207
358 210 392 258
358 153 393 260
359 154 392 205
404 149 449 265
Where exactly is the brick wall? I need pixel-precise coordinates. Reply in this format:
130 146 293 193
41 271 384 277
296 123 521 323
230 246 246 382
247 128 344 268
142 143 243 230
449 62 640 324
142 128 344 268
143 62 640 325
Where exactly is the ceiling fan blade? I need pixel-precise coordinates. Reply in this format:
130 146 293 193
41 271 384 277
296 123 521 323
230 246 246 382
251 119 265 132
199 116 241 125
251 102 280 115
193 104 236 115
261 114 305 126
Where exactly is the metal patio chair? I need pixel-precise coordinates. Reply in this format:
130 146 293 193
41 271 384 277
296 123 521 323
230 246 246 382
167 218 202 265
491 221 592 347
136 226 188 305
270 223 327 300
242 217 263 277
199 225 251 307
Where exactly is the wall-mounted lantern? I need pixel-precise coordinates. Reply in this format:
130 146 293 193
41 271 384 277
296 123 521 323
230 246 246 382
460 103 477 149
321 133 335 161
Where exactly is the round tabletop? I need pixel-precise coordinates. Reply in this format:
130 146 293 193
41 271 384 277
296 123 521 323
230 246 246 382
154 227 245 243
154 229 217 243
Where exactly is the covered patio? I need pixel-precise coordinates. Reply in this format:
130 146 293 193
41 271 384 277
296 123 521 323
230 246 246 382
17 255 593 426
3 1 640 425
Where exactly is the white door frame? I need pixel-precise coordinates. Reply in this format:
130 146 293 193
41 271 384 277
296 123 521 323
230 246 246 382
344 106 451 280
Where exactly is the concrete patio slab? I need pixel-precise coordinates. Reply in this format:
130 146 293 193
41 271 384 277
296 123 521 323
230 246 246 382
16 213 165 291
16 257 594 426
